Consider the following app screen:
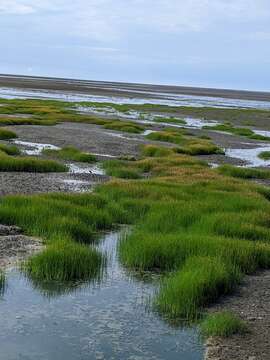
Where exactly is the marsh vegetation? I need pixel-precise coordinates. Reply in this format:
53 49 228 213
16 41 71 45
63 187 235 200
1 95 270 359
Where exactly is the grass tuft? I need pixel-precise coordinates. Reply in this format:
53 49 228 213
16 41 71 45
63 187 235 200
258 151 270 160
218 164 270 179
0 153 67 172
24 240 104 282
155 256 241 320
200 311 247 337
43 146 96 163
0 128 17 140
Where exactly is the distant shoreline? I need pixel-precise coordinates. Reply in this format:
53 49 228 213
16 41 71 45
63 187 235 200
1 74 270 102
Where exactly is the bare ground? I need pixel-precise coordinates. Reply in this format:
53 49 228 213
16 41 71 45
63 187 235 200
205 271 270 360
0 225 42 268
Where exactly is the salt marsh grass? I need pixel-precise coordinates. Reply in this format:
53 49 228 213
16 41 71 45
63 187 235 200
43 146 96 163
200 311 247 337
218 164 270 179
25 240 104 282
0 153 67 172
0 128 17 140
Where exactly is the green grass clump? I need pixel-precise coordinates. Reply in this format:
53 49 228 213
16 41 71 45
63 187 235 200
147 130 184 144
43 146 96 163
25 240 104 282
258 151 270 160
103 120 145 134
0 153 67 172
200 311 247 337
204 124 270 141
0 143 20 155
0 117 57 126
218 164 270 179
142 144 173 157
147 130 223 155
103 160 143 179
154 117 186 125
155 256 240 319
175 142 224 156
0 128 17 140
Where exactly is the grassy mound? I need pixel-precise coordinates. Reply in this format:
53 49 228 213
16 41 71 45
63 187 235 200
258 151 270 160
155 257 240 319
0 153 67 172
147 130 224 155
25 240 104 282
200 311 247 337
218 164 270 179
103 120 145 134
43 146 96 163
0 128 17 140
0 144 20 155
204 124 270 141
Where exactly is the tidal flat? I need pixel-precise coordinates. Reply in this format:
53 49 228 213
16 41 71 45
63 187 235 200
1 78 270 359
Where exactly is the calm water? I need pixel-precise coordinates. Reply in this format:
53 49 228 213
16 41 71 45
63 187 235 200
0 231 203 360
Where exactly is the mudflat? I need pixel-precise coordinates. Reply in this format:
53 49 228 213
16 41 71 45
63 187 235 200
1 74 270 102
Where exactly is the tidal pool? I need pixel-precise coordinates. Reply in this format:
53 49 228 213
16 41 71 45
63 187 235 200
0 232 203 360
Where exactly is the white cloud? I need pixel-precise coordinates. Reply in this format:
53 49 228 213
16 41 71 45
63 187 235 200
0 0 35 14
1 0 270 40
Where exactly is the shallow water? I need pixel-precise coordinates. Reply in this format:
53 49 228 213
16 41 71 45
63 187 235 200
68 163 105 175
79 105 219 131
1 86 270 110
14 140 60 156
0 232 203 360
226 144 270 167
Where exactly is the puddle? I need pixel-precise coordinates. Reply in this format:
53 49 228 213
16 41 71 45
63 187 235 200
61 179 91 193
0 231 203 360
14 141 60 156
226 145 270 167
68 163 105 175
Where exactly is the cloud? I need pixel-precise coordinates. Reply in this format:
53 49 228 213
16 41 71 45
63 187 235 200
2 0 270 38
0 0 35 14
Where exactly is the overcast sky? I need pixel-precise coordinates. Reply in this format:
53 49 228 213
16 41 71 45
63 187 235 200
1 0 270 91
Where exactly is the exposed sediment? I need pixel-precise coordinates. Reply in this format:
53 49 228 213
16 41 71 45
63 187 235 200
205 271 270 360
0 225 42 268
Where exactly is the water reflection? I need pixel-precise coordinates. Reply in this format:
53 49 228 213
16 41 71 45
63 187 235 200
0 271 5 297
0 231 203 359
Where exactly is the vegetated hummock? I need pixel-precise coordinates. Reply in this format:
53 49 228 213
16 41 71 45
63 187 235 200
146 129 224 155
153 116 186 125
2 144 270 321
203 123 270 141
200 311 247 337
0 128 17 140
43 146 96 163
218 164 270 179
25 240 104 282
103 120 145 133
0 144 20 156
258 151 270 160
0 152 67 172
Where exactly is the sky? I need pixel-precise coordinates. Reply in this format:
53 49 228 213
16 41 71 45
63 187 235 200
0 0 270 91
